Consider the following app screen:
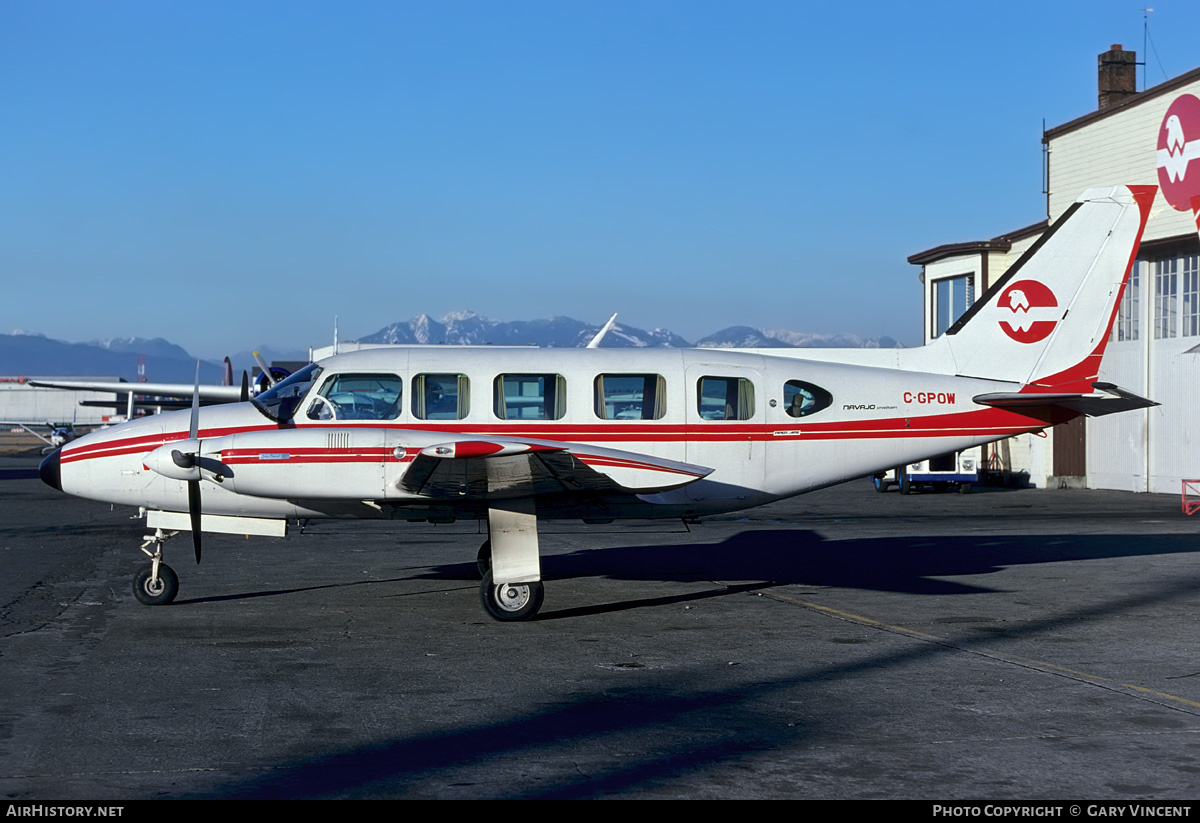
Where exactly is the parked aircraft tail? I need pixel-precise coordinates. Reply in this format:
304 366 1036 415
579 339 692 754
929 185 1154 393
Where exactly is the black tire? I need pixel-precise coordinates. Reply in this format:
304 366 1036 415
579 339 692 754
898 468 911 495
133 563 178 606
479 569 544 622
476 539 492 578
872 475 889 493
958 482 973 494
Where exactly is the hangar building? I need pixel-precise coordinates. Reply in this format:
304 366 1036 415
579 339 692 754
909 45 1200 493
0 378 118 428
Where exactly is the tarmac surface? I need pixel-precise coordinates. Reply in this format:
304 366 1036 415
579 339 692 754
2 449 1200 800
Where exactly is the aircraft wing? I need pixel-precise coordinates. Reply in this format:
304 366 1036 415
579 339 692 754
973 383 1157 417
398 436 713 500
202 428 713 503
28 380 244 402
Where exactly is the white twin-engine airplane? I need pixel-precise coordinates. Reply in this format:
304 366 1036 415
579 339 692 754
40 185 1158 621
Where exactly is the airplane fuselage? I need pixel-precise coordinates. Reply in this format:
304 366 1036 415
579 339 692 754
52 346 1057 523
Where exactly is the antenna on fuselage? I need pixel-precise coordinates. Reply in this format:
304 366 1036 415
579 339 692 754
587 313 618 349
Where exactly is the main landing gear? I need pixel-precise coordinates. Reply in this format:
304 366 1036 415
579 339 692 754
133 528 180 605
475 537 545 621
475 501 546 622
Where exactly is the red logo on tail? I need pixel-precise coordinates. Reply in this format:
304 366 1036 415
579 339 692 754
998 279 1058 343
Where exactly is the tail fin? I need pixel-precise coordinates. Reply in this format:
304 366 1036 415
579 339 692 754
931 185 1154 392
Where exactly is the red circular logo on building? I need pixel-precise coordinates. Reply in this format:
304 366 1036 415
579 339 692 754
1157 94 1200 211
998 279 1058 343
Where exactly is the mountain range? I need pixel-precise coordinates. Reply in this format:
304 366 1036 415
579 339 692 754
360 311 901 350
2 314 902 382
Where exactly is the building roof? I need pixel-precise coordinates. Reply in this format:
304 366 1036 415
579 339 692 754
907 219 1048 266
1043 63 1200 142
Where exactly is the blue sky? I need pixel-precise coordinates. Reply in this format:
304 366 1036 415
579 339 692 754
3 0 1197 357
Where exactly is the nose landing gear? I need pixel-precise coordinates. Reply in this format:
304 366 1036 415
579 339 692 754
133 528 180 605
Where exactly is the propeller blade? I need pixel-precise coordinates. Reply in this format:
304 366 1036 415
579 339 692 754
253 351 276 387
189 361 200 440
189 361 202 563
187 479 202 564
240 371 250 402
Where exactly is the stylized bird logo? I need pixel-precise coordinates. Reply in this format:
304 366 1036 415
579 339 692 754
1158 95 1200 201
1166 114 1186 154
998 280 1057 343
1008 288 1029 313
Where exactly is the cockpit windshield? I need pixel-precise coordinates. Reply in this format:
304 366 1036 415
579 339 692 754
252 363 323 423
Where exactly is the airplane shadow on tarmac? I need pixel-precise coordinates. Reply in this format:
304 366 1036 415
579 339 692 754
179 528 1200 800
422 528 1200 609
175 527 1199 614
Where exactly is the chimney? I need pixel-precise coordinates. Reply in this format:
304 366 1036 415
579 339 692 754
1098 44 1137 110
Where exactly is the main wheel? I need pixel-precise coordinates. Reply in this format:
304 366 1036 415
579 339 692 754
479 569 544 622
476 539 491 578
133 563 179 606
898 468 912 495
872 475 889 493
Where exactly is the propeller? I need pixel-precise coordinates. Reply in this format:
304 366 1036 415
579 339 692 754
186 362 202 564
240 370 250 402
253 351 277 388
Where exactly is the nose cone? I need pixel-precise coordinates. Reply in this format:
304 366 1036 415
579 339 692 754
39 447 62 491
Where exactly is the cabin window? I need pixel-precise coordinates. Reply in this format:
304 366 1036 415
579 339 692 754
412 373 470 420
696 376 755 421
783 380 833 418
306 373 403 421
494 374 566 420
594 374 666 420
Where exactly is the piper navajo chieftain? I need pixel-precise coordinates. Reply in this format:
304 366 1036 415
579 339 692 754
40 186 1158 621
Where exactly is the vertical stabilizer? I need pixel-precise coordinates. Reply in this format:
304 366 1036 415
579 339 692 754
929 185 1154 392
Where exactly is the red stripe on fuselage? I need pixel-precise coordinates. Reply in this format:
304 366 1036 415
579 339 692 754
60 406 1057 467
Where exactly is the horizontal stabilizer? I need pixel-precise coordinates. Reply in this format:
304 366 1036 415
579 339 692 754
973 383 1157 418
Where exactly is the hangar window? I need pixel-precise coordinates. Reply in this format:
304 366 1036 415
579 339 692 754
594 374 666 420
494 374 565 420
783 380 832 418
1155 257 1178 339
932 274 974 338
1113 260 1141 342
697 376 754 421
1185 254 1200 337
306 373 402 421
413 373 470 420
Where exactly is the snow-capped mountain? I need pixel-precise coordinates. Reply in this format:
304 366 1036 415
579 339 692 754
359 311 692 348
698 327 902 349
90 336 194 361
359 312 901 350
0 314 903 381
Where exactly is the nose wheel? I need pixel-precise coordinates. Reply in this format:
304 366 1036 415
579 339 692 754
133 562 178 605
132 527 181 605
